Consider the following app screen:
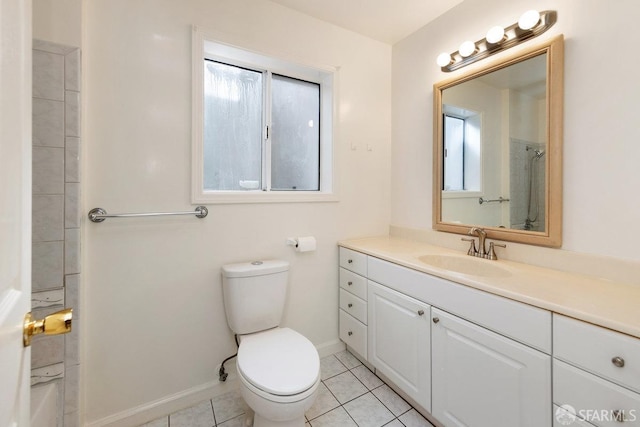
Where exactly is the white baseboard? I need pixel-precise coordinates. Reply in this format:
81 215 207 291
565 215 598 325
85 363 239 427
316 338 345 358
85 341 346 427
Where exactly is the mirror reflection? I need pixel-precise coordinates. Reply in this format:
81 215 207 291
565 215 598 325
441 53 547 231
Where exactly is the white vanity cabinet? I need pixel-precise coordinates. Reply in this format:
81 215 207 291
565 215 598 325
338 248 368 359
431 308 551 427
368 281 431 411
552 314 640 426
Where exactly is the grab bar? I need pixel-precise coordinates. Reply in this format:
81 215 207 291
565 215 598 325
88 206 208 223
478 197 510 205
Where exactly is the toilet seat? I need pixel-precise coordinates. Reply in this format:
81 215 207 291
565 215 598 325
238 328 320 397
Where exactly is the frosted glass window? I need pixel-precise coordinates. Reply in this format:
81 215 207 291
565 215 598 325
271 75 320 191
203 60 263 191
193 31 334 203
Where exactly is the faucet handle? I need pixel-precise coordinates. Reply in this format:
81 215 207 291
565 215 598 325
487 242 506 260
461 238 478 256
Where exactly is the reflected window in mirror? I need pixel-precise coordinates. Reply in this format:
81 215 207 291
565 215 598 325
443 108 481 192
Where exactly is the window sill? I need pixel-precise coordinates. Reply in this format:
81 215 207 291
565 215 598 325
192 191 339 205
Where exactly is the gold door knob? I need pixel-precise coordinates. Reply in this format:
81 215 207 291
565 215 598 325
23 308 72 347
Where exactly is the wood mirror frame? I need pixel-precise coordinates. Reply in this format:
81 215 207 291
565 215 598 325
433 35 564 247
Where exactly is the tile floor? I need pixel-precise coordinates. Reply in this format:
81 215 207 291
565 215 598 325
139 350 434 427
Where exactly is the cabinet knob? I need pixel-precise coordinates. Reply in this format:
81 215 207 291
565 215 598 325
347 281 353 286
348 259 353 264
612 356 625 368
348 303 353 308
418 310 424 316
348 331 353 336
432 317 440 324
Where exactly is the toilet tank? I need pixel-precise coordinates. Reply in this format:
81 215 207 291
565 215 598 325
221 260 289 335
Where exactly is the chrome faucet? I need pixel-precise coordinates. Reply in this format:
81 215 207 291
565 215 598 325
468 227 487 257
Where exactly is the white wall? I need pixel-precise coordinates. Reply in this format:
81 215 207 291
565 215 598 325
32 0 81 47
392 0 640 261
83 0 391 423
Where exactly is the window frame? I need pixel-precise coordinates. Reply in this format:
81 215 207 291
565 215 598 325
192 26 338 204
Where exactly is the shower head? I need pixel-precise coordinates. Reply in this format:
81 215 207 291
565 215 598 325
526 146 545 159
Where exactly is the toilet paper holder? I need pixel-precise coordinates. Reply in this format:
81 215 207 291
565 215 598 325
286 236 317 252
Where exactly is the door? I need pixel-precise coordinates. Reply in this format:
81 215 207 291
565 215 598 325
431 308 551 427
0 0 33 425
368 280 431 411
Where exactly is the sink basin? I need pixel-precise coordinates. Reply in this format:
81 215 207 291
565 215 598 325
417 254 511 278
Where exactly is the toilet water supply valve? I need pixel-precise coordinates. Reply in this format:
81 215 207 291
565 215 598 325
219 334 240 382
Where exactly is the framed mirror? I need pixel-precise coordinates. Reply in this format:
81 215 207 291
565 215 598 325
433 35 563 247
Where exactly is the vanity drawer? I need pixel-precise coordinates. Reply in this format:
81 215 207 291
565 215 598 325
339 268 367 300
339 247 367 276
340 309 367 359
554 314 640 393
554 360 640 426
340 289 367 324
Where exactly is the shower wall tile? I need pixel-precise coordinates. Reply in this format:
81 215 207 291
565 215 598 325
65 91 81 137
65 137 80 183
65 49 81 92
33 195 64 242
34 39 75 55
33 50 64 101
64 229 80 275
32 241 64 291
33 98 64 147
31 362 65 386
65 274 80 366
64 364 80 414
32 40 82 427
32 289 65 309
31 306 65 369
65 183 81 229
33 147 64 195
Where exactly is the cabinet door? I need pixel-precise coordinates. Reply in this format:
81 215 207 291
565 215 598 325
368 281 431 411
431 308 551 427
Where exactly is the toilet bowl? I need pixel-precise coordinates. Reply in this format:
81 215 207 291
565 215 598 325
221 260 320 427
236 327 320 427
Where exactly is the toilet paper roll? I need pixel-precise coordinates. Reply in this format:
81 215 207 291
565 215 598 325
296 236 317 252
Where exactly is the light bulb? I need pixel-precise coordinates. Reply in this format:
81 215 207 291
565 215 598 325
436 52 453 67
486 26 505 44
459 41 476 58
518 10 540 30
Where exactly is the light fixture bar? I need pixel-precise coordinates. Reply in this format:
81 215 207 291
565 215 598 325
439 10 557 72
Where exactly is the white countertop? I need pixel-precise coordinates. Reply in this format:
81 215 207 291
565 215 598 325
339 236 640 339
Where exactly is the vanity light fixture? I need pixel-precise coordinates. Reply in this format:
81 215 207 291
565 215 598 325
458 41 477 58
437 10 557 72
485 26 506 44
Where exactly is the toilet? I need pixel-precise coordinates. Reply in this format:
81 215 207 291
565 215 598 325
221 260 320 427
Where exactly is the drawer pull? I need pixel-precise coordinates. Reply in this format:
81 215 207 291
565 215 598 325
348 331 353 336
433 317 440 324
348 259 353 264
348 303 353 308
612 356 625 368
347 281 353 286
418 310 424 316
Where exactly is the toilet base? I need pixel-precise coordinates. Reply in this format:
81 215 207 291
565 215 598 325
253 413 305 427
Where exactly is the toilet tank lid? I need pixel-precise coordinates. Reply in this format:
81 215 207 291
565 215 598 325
221 260 289 278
